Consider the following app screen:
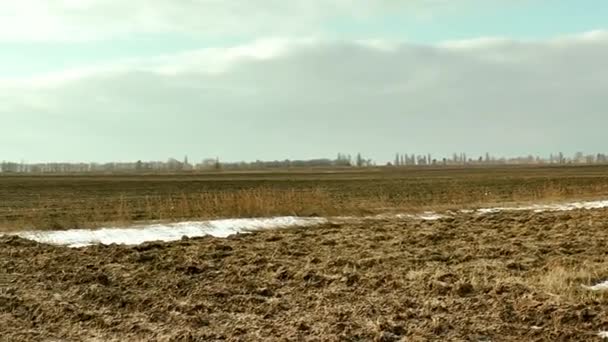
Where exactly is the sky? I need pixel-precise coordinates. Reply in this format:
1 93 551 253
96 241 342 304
1 0 607 163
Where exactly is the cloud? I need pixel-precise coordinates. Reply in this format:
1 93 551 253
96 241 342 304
2 31 608 161
0 0 461 42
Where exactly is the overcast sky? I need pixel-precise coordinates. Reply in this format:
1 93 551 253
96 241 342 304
2 0 607 163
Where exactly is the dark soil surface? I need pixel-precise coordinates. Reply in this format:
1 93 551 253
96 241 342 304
2 209 608 341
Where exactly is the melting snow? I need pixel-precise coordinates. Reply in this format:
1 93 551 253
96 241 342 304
6 198 608 248
374 212 446 221
599 331 608 339
476 200 608 215
415 212 446 220
583 280 608 291
12 217 327 248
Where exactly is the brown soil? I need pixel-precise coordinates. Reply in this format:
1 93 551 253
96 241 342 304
2 209 608 341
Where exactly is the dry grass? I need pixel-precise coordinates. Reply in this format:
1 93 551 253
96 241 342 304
0 188 350 231
120 187 347 221
536 261 608 302
3 181 608 231
2 166 608 231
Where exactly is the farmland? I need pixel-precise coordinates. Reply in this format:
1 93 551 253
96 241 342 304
2 165 608 341
2 165 608 231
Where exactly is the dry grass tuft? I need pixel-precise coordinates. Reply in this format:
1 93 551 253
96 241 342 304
535 261 608 302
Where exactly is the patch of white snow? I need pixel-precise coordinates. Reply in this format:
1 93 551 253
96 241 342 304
416 212 446 220
583 280 608 292
477 200 608 215
12 216 327 248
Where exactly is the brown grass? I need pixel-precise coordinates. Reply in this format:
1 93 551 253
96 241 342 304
3 181 608 231
2 165 608 230
536 261 608 302
0 188 349 231
118 188 346 222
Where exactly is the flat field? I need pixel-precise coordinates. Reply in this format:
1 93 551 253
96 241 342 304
2 165 608 341
2 165 608 231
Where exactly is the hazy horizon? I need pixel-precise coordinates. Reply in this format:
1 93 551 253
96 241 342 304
2 1 607 163
4 150 607 167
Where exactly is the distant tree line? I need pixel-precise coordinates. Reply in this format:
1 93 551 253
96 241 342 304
0 153 373 174
1 152 607 174
390 152 608 167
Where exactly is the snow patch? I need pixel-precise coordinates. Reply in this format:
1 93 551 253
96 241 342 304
599 331 608 339
377 212 446 221
583 280 608 291
416 212 446 220
12 217 327 248
476 199 608 215
7 198 608 248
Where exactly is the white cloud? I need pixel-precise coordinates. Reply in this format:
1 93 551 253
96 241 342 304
1 31 608 162
1 38 312 88
0 0 463 42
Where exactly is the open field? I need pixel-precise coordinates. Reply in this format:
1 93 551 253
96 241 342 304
2 165 608 341
3 208 608 341
2 165 608 231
